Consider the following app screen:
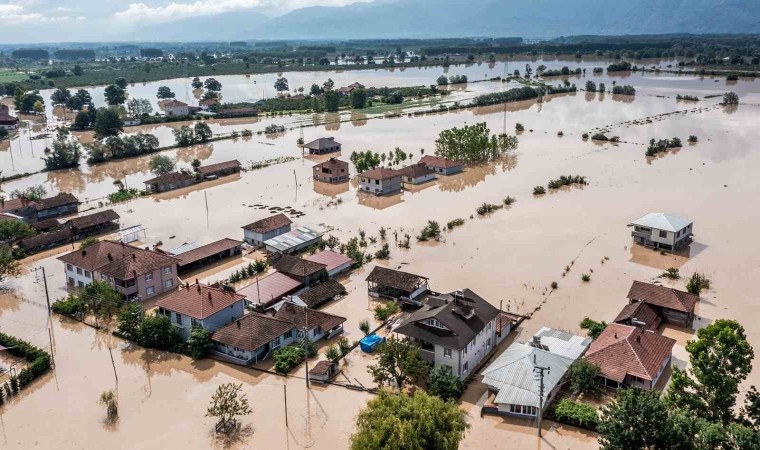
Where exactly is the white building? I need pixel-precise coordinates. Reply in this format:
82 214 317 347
358 168 402 195
481 327 591 417
394 289 517 380
162 99 190 116
241 213 292 247
628 212 694 251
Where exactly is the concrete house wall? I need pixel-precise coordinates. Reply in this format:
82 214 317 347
425 317 499 380
358 176 402 195
169 301 245 340
244 224 291 247
403 173 437 185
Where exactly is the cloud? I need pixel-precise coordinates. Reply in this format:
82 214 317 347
114 0 264 23
0 4 42 23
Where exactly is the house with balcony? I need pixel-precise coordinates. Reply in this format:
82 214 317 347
57 240 180 300
156 282 246 340
210 300 346 366
394 289 512 380
627 212 694 252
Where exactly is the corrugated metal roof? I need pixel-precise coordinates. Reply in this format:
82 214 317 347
264 226 321 252
628 212 692 232
482 344 574 407
533 327 592 360
237 272 303 306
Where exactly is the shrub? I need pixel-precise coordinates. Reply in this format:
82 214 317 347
187 326 213 359
51 295 86 316
374 302 399 322
416 220 441 241
374 243 391 259
581 273 591 282
591 133 609 141
0 332 51 389
476 202 503 215
338 337 351 356
688 135 698 143
582 133 589 140
568 359 601 395
723 92 739 105
547 175 587 189
325 344 341 362
359 319 371 336
428 365 465 401
645 137 683 157
447 218 465 230
686 272 711 295
533 186 546 195
503 196 515 206
136 313 183 352
551 281 558 290
515 123 524 132
553 399 598 431
662 268 680 279
580 317 607 339
274 346 305 373
611 85 636 95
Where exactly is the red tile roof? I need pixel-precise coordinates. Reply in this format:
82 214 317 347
156 283 244 320
273 254 326 278
237 272 302 306
627 281 699 314
241 213 292 234
399 163 436 178
305 250 354 273
66 209 120 230
57 240 179 279
313 158 349 173
144 171 195 186
360 167 402 180
585 323 675 383
211 313 295 352
614 302 662 331
0 198 38 213
37 193 79 210
273 301 346 333
419 155 463 169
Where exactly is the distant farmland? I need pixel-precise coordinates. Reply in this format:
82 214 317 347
0 69 28 83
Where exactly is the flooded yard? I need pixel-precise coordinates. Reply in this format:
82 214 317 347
2 63 760 449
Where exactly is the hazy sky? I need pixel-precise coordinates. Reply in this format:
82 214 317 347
0 0 372 43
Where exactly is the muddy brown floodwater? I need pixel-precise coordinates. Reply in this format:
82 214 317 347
2 66 760 449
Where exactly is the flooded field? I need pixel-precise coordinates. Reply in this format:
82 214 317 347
2 63 760 449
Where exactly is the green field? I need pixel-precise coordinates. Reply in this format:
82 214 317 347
0 69 28 82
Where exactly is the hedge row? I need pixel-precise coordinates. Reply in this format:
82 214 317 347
0 332 51 389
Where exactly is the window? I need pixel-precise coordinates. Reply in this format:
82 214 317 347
76 267 83 275
462 362 469 373
66 264 73 272
163 266 172 274
164 279 173 289
271 337 281 348
175 312 182 325
486 338 491 348
146 286 155 296
374 179 379 185
191 318 199 328
630 375 646 384
84 271 91 279
443 347 452 358
77 281 84 288
284 330 293 339
145 273 153 282
68 277 74 285
313 327 322 337
659 230 667 238
509 404 537 416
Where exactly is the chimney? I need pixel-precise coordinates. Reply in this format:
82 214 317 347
636 335 641 343
236 320 241 328
208 292 212 303
185 282 189 289
197 283 202 292
131 253 137 260
81 250 87 256
614 332 618 339
107 253 113 261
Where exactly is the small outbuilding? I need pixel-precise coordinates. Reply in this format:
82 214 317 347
197 160 242 179
264 226 322 254
419 155 464 175
303 137 341 155
366 266 429 303
309 360 339 382
144 171 196 193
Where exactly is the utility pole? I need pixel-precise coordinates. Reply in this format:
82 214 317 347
303 258 310 389
283 384 289 428
32 266 52 315
534 363 550 437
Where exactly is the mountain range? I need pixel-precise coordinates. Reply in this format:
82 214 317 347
132 0 760 42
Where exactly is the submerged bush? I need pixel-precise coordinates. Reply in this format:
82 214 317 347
476 202 503 215
553 399 599 431
533 186 546 195
686 272 711 295
446 218 465 230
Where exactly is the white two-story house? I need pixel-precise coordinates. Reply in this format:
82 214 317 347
358 168 402 196
627 212 694 252
156 283 246 340
394 289 514 380
57 240 180 300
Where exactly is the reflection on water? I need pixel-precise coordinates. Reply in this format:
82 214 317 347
357 191 404 210
313 180 349 197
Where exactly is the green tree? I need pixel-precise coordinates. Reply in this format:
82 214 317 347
43 131 81 170
187 326 213 359
351 389 469 450
115 77 128 89
723 92 740 105
568 359 601 395
73 88 92 106
325 344 341 362
324 90 340 112
126 98 152 117
0 219 36 242
191 77 203 89
322 78 335 92
206 383 252 433
148 155 175 175
435 122 518 162
93 107 123 138
274 77 289 92
436 75 449 85
73 65 83 76
173 125 196 146
598 388 672 450
156 86 175 99
350 88 367 109
359 319 371 335
368 337 428 389
203 78 222 92
428 365 464 401
310 83 321 95
33 100 44 115
72 111 92 130
79 236 99 249
104 84 126 105
0 245 21 285
136 313 183 351
117 302 144 340
666 319 754 424
193 122 212 142
50 87 71 105
585 80 597 92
